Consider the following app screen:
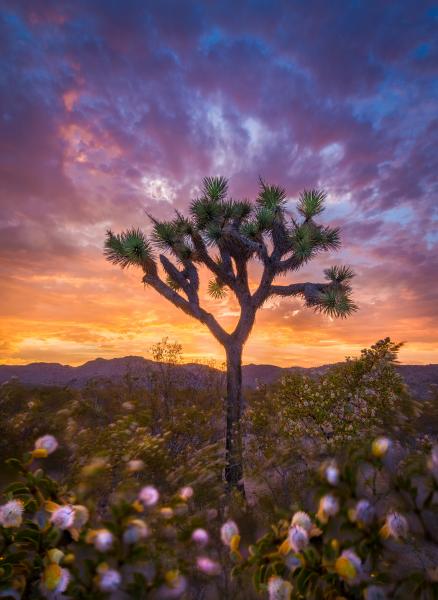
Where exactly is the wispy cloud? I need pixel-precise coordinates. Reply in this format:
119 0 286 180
0 1 437 365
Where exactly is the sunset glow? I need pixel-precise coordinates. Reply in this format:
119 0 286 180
1 2 437 367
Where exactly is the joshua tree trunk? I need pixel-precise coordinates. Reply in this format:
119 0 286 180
224 343 244 494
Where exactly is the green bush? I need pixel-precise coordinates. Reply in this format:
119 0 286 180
0 436 226 599
245 339 422 509
232 438 438 599
1 436 437 598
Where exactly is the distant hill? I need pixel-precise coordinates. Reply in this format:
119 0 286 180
0 356 437 399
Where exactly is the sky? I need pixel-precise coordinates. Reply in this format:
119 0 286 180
0 0 437 367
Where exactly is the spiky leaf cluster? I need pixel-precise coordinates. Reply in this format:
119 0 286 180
297 189 327 218
104 176 357 327
208 279 227 300
314 287 358 319
104 228 153 269
324 265 355 284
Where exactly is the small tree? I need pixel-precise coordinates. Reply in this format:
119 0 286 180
104 177 357 492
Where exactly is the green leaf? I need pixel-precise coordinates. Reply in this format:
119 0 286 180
190 198 223 229
208 279 227 300
201 176 228 202
151 221 179 250
4 483 29 495
257 180 287 209
314 287 358 319
324 265 355 284
297 189 326 218
104 228 153 269
166 275 182 291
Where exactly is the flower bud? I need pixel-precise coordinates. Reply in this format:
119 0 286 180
41 564 70 594
317 494 339 523
380 511 408 540
138 485 159 507
50 506 75 530
291 511 312 533
220 520 239 546
287 525 309 553
47 549 64 565
178 486 194 501
267 576 293 600
127 459 145 472
371 437 391 458
123 519 149 544
0 500 24 528
191 528 209 546
325 464 340 486
35 435 58 455
88 528 114 552
335 549 362 582
97 565 122 592
196 556 221 575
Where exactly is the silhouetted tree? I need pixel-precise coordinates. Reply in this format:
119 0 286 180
104 177 357 492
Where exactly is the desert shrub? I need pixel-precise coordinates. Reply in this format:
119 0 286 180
0 437 229 599
232 438 438 599
0 371 224 507
245 339 421 508
1 436 437 599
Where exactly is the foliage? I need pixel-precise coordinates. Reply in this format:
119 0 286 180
0 441 226 599
1 436 437 598
232 440 438 599
0 338 436 598
246 339 422 508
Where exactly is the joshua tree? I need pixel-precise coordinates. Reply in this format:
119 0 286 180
104 177 357 492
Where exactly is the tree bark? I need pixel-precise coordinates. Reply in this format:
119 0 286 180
224 343 245 494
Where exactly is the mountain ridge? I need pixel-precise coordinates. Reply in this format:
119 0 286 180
1 356 437 399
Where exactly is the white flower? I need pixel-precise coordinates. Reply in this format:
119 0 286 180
381 512 408 540
325 464 340 486
138 485 159 507
191 528 209 546
50 505 75 530
267 575 293 600
0 500 24 528
196 556 221 575
317 494 339 522
93 529 114 552
371 437 391 458
178 486 194 501
288 525 309 553
35 435 58 455
123 519 149 544
291 511 312 533
98 567 122 592
220 520 239 546
351 499 375 525
72 505 89 529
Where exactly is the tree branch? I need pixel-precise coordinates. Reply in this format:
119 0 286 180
143 272 230 346
190 231 236 287
269 282 329 302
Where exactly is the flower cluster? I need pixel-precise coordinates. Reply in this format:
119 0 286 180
0 436 223 599
231 438 438 599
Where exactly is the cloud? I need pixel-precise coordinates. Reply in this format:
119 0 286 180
0 1 436 365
